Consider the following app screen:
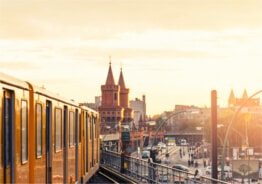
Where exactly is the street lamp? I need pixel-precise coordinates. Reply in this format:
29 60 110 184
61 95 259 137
221 90 262 180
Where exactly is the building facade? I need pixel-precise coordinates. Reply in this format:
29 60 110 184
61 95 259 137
130 95 147 128
228 89 260 108
98 62 133 134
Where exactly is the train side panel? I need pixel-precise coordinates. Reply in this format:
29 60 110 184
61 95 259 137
32 86 79 184
80 107 100 183
31 93 47 183
0 74 31 183
32 86 82 183
78 110 84 181
67 108 77 183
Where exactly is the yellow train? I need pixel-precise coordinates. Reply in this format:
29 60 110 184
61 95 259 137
0 72 100 183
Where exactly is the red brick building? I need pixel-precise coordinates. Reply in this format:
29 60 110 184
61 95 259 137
98 62 133 134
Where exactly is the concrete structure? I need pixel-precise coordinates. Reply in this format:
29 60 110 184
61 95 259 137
130 95 147 127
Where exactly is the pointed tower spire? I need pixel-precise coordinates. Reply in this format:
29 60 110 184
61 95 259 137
229 89 235 99
242 89 248 99
228 89 235 107
105 56 115 85
118 65 126 89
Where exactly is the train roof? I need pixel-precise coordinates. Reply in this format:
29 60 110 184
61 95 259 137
79 104 98 114
32 84 80 107
0 72 78 107
0 72 98 113
0 72 30 90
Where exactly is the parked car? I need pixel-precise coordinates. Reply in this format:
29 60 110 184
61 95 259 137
168 142 176 146
154 158 161 164
157 142 167 150
172 164 189 172
158 142 165 146
163 160 172 165
142 151 150 159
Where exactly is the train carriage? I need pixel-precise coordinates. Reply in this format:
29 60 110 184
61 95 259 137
31 85 81 183
0 72 100 183
0 73 31 183
79 106 100 183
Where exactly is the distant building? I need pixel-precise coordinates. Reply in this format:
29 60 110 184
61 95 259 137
95 96 101 106
228 89 260 108
162 105 209 132
80 96 101 111
130 95 147 126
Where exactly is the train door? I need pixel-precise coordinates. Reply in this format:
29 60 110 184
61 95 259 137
63 106 68 183
3 90 15 183
46 101 52 183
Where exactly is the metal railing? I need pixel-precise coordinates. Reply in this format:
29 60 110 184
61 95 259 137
101 150 229 184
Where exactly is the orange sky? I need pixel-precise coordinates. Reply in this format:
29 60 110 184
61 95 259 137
1 0 262 115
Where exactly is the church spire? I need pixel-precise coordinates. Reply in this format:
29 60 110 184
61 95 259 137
228 89 235 107
242 89 248 99
105 56 115 85
229 89 235 100
118 65 126 89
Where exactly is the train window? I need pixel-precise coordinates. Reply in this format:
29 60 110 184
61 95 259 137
94 117 97 139
36 103 42 158
55 108 62 152
21 100 28 164
89 116 92 139
78 113 81 143
69 111 75 147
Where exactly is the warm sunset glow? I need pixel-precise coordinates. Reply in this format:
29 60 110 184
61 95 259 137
0 0 262 115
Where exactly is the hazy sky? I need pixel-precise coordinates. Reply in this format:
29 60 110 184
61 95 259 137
1 0 262 116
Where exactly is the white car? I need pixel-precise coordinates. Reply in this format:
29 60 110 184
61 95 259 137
167 142 176 146
157 143 167 150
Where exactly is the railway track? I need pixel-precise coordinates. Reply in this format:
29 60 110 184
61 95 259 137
89 166 137 184
88 172 115 183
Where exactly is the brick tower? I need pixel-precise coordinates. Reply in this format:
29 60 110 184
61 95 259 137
118 67 133 126
98 61 133 135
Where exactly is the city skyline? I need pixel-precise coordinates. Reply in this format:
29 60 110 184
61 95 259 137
1 0 262 115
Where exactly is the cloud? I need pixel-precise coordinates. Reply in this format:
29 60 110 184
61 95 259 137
0 61 39 70
1 0 261 40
